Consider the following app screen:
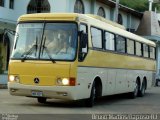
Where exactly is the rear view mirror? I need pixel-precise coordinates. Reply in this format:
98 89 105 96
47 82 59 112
78 31 88 61
80 32 88 49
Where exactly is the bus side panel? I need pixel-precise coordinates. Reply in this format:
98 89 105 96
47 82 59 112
76 66 154 99
76 67 117 99
104 69 116 95
76 66 98 100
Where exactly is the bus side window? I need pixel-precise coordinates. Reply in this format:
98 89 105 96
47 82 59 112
80 24 88 51
116 35 126 53
149 46 156 59
136 42 142 56
79 23 88 61
80 24 87 33
91 27 102 49
105 31 115 51
143 44 149 58
127 39 134 55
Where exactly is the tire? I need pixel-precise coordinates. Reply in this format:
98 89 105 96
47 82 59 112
138 81 146 97
155 79 159 86
37 97 47 103
85 81 96 107
129 80 138 99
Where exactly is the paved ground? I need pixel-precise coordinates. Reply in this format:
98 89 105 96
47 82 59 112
0 87 160 120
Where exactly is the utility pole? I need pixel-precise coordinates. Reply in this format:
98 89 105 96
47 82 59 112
149 0 153 11
148 0 160 11
115 0 119 22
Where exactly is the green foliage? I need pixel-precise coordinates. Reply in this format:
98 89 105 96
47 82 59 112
113 0 160 12
120 0 148 12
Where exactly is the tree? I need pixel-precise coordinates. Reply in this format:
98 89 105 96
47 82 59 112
113 0 160 12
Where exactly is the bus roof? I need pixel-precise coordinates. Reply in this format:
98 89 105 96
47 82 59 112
18 13 156 47
18 13 79 22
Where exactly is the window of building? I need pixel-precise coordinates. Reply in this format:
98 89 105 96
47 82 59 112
0 0 4 7
136 42 142 56
91 27 102 48
118 13 123 25
143 44 149 58
116 35 126 53
74 0 85 14
149 46 156 59
97 7 105 18
9 0 14 9
27 0 50 14
105 31 115 50
127 39 134 55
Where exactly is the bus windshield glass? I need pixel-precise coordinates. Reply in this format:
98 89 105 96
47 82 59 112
11 22 78 61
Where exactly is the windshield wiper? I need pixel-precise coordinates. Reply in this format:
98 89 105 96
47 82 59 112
21 37 38 62
41 37 56 63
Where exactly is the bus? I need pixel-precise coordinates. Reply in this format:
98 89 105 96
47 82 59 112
8 13 156 107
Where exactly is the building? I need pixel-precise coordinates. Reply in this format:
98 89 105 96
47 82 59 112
136 11 160 82
0 0 151 86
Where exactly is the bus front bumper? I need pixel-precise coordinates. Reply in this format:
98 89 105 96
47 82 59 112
8 82 79 100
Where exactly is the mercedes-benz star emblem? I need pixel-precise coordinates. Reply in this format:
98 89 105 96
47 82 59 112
34 78 40 84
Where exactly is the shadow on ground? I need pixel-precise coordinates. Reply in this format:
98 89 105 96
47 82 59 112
18 92 155 108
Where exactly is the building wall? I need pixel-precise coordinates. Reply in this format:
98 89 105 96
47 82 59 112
119 11 128 28
66 0 91 13
96 2 111 20
0 0 29 23
131 15 141 31
0 0 141 30
49 0 68 13
83 0 92 14
157 13 160 21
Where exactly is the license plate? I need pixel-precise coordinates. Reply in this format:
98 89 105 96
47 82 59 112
31 91 43 97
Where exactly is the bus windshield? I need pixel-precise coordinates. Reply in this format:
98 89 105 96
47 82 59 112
11 22 78 61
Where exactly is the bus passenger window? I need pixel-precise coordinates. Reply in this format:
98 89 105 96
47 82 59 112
105 32 115 51
80 24 87 33
127 39 134 55
143 44 149 58
136 42 142 56
91 27 102 48
116 35 126 53
79 23 88 61
149 46 156 59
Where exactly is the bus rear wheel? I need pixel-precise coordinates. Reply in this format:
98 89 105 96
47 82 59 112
138 81 146 97
37 97 47 103
129 80 138 98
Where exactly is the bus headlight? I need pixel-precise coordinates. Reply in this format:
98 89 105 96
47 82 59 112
62 78 69 85
56 77 76 86
9 75 20 82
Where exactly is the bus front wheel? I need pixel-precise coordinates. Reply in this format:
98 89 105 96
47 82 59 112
37 97 47 103
85 81 96 107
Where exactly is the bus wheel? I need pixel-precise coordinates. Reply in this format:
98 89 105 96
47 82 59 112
129 80 138 98
37 97 47 103
155 79 160 86
138 81 146 97
85 81 96 107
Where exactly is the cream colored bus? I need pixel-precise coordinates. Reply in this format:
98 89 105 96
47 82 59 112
8 13 156 107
